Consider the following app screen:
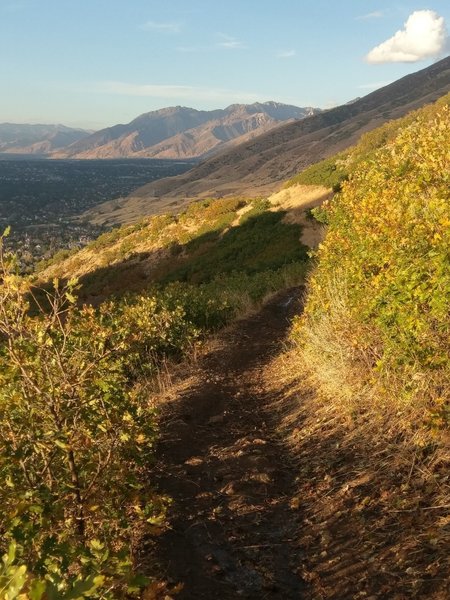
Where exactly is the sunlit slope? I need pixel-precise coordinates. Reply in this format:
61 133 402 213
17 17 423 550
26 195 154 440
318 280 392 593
84 56 450 226
294 96 450 433
38 196 309 302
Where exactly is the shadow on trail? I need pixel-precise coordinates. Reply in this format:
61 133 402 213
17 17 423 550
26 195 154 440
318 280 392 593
147 288 307 599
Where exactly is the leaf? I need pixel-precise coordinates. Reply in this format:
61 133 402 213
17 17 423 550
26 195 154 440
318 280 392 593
5 542 17 566
55 440 70 450
62 574 105 599
88 539 104 551
29 579 47 600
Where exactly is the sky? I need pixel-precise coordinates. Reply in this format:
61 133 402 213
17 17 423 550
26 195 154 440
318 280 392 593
0 0 449 129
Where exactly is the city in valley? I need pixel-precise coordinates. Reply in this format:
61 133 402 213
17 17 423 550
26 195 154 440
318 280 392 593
0 157 193 270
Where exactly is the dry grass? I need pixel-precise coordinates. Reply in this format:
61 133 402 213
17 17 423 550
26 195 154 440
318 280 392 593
294 270 449 445
268 184 330 249
268 184 332 212
143 286 450 598
82 194 192 227
263 344 450 599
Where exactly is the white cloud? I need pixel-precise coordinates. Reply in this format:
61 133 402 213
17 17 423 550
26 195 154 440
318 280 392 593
140 21 181 33
277 50 296 59
358 80 393 90
366 10 448 63
176 34 247 53
216 33 246 49
87 81 260 103
356 11 384 21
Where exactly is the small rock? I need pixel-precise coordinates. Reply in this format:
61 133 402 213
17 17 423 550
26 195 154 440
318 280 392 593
184 457 203 466
289 496 301 510
248 472 272 484
208 414 224 424
252 438 267 445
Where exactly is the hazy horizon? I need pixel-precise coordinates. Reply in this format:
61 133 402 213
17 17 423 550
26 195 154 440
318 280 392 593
1 0 449 129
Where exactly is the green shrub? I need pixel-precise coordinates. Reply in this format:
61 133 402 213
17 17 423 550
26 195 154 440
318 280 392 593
285 92 450 193
295 101 450 430
284 154 349 189
162 211 308 284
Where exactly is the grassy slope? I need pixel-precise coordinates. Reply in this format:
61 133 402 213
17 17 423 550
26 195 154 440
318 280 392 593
1 195 312 597
267 92 450 598
7 88 450 598
37 195 309 304
284 91 450 191
294 93 450 438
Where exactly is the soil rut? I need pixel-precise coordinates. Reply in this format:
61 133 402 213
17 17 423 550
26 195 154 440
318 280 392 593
150 288 306 599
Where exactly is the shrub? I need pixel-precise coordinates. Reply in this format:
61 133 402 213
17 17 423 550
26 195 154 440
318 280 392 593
0 241 184 597
295 102 450 431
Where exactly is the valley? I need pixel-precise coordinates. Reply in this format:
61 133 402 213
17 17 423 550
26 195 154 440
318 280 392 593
0 157 194 270
100 55 450 225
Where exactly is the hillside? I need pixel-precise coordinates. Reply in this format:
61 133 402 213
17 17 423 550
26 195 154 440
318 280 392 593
3 88 450 600
86 56 450 226
0 123 91 155
53 102 318 160
37 192 317 303
295 94 450 430
39 92 450 298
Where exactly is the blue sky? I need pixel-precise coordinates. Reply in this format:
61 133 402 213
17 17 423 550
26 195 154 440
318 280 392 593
1 0 449 129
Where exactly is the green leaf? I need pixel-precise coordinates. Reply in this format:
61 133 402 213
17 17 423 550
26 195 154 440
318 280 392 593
29 579 47 600
4 543 17 566
54 440 69 450
88 539 103 551
63 574 105 599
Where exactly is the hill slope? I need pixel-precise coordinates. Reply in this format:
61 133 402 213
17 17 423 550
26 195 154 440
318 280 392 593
88 56 450 225
53 102 318 160
0 123 91 155
295 93 450 431
5 91 450 599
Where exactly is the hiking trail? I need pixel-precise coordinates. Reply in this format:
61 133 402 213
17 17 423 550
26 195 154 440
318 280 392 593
149 288 306 599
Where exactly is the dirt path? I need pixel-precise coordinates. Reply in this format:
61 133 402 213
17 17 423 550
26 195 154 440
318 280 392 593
150 288 306 599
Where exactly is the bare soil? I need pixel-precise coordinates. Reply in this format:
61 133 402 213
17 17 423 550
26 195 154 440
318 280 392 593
149 289 306 599
146 287 450 599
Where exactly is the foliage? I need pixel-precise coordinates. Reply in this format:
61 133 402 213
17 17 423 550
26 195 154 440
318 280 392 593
237 198 271 223
284 154 349 190
1 211 308 596
162 211 308 285
158 262 308 331
294 100 450 429
41 194 309 305
0 239 207 596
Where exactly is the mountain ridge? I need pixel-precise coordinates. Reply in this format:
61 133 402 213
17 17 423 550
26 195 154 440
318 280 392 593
0 123 91 155
52 102 319 160
91 55 450 225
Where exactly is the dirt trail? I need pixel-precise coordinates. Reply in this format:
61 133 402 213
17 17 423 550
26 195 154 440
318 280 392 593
150 288 306 599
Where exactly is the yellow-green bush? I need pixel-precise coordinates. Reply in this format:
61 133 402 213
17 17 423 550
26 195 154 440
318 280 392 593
295 102 450 429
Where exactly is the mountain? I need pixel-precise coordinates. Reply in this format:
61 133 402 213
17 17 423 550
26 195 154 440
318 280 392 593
90 56 450 225
53 102 319 160
0 124 91 155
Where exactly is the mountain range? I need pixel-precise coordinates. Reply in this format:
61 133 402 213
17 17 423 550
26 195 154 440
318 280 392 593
51 102 319 160
0 124 91 155
105 55 448 220
0 102 319 160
